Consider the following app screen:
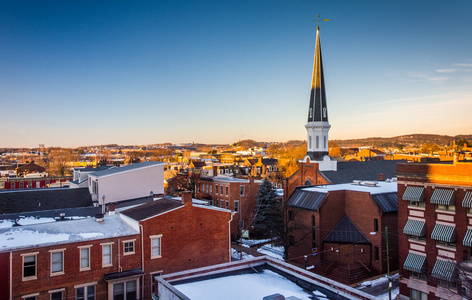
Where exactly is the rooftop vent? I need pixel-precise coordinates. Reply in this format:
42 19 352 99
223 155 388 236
353 180 361 185
363 181 378 187
95 213 104 222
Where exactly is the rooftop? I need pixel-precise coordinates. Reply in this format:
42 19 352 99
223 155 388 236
0 213 139 251
302 180 397 195
320 160 405 184
89 161 164 177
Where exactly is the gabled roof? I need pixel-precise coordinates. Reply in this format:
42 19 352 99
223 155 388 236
286 188 326 211
0 187 92 214
323 215 370 244
261 158 278 166
121 197 183 221
89 161 164 178
320 160 405 184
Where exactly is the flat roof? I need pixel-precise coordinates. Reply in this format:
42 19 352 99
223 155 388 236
302 180 397 195
0 213 138 251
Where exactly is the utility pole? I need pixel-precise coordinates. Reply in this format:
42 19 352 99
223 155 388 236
386 226 391 300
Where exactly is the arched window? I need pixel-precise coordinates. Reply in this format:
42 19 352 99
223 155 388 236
309 136 312 149
324 136 327 149
316 136 319 149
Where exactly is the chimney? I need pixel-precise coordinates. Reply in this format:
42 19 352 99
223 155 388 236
249 176 254 185
108 203 115 215
213 166 218 177
181 191 193 206
378 173 385 181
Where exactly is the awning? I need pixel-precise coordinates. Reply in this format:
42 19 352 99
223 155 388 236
431 223 456 243
463 229 472 247
431 259 456 282
430 189 454 206
402 186 425 202
403 219 426 237
462 191 472 208
403 253 426 273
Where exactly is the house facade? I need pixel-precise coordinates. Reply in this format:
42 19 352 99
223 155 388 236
397 161 472 300
285 181 398 284
0 193 233 300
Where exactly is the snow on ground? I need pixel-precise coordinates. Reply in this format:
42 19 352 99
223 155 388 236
356 273 399 300
231 248 254 260
257 244 285 260
174 269 313 300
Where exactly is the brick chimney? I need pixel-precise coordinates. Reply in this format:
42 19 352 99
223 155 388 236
213 166 218 176
108 203 115 215
378 173 385 181
181 191 193 206
249 176 254 185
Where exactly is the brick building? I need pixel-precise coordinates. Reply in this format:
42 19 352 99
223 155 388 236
198 176 262 237
397 161 472 299
285 180 398 284
0 193 233 300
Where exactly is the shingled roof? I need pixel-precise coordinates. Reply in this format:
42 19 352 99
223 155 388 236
0 187 92 214
121 197 183 221
320 160 405 184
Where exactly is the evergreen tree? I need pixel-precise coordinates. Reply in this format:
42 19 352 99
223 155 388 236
252 178 282 237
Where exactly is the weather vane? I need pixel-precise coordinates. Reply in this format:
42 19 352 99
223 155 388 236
314 15 330 29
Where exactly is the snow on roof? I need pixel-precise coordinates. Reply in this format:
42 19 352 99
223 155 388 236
302 180 397 195
0 213 138 251
174 269 314 300
213 176 262 183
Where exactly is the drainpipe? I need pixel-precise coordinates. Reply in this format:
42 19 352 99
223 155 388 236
228 213 234 262
140 224 144 298
118 238 122 273
9 251 12 300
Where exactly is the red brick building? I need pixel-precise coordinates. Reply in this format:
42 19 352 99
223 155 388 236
0 193 232 300
0 176 71 190
198 176 262 237
397 161 472 300
285 181 398 284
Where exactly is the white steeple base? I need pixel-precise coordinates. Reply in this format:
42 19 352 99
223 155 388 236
300 155 337 171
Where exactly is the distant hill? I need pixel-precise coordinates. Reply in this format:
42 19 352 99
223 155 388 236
331 134 472 148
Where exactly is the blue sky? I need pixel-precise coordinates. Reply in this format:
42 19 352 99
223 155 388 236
1 1 471 148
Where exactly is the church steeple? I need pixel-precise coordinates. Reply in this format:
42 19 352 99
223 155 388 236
305 21 331 161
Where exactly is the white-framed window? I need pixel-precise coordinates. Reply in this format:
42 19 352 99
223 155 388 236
240 185 245 196
151 235 162 259
101 243 113 267
49 288 65 300
215 199 219 207
22 293 39 300
22 252 38 281
79 246 91 271
113 279 137 300
409 288 428 300
75 282 96 300
50 249 65 276
209 185 212 194
234 201 239 212
225 186 228 196
150 271 163 296
316 136 319 149
225 201 229 209
215 184 219 194
123 240 135 255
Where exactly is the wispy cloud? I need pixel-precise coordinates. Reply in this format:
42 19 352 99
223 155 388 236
407 72 449 82
435 61 472 74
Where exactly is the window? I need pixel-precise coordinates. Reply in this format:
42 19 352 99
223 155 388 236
22 253 37 280
92 180 98 194
289 235 295 246
49 290 63 300
240 185 245 196
374 246 379 261
288 211 294 221
20 182 24 189
151 272 162 296
123 240 135 255
316 136 319 149
50 250 64 275
113 280 137 300
409 201 425 207
409 288 428 300
209 185 212 194
102 244 112 267
22 294 38 300
436 204 455 211
374 218 379 232
234 201 239 212
225 186 228 196
79 247 91 270
76 284 95 300
215 185 219 194
151 235 162 258
324 136 327 149
11 182 15 190
225 201 229 209
215 199 219 207
309 136 312 149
